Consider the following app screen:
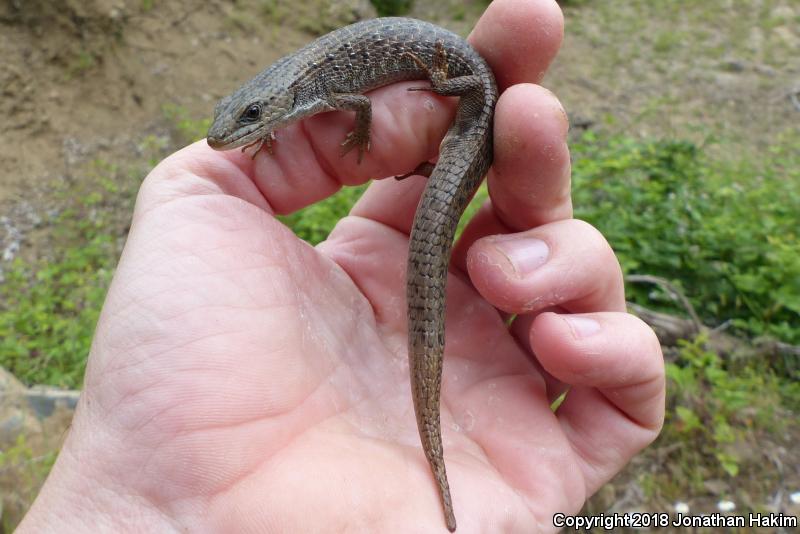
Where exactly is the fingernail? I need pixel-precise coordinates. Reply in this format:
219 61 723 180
563 315 601 339
494 236 549 277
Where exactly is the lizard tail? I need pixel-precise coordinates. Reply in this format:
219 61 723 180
409 338 457 532
407 251 457 530
407 156 476 533
406 86 493 531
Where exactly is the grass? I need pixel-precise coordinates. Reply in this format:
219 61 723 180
66 50 97 78
664 335 787 482
571 130 800 348
225 0 382 37
259 0 291 24
0 434 57 532
0 157 152 388
565 0 787 65
162 103 212 145
370 0 414 17
558 0 797 170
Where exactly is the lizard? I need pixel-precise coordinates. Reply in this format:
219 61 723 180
206 17 497 531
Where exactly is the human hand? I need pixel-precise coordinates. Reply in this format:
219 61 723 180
19 0 664 532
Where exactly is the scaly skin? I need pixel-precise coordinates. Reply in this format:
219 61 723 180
207 17 497 531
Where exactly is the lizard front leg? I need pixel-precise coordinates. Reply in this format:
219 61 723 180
331 93 372 164
241 131 277 159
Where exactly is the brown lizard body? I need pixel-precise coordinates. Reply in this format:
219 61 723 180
207 17 497 531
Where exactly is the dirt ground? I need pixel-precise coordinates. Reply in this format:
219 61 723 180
0 1 309 200
1 0 798 529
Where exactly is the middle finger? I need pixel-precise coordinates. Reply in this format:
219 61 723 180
465 219 626 315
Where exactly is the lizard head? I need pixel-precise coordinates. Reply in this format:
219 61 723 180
206 87 295 151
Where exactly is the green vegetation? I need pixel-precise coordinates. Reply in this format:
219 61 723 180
162 103 212 145
574 129 799 505
644 333 792 501
0 434 57 531
0 108 192 388
556 0 591 6
0 160 141 388
369 0 413 17
279 185 367 244
571 130 800 348
66 50 97 78
0 239 110 388
258 0 291 26
668 335 783 478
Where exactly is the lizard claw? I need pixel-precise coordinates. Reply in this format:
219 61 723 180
394 161 435 180
242 131 276 159
404 40 449 93
340 129 370 164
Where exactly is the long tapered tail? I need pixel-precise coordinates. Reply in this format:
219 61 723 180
406 138 488 531
407 179 458 530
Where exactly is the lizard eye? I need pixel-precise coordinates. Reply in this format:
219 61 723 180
240 103 262 123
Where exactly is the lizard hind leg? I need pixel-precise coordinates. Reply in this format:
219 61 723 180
404 40 450 91
405 41 484 102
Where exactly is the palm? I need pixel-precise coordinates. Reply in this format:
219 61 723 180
86 161 569 531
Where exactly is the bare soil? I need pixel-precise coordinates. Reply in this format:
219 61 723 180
0 0 310 202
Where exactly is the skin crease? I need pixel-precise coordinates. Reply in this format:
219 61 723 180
18 1 664 533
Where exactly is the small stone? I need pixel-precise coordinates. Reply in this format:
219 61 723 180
754 64 777 77
0 366 25 396
0 367 43 445
722 59 746 72
25 386 81 419
704 479 727 495
717 500 736 512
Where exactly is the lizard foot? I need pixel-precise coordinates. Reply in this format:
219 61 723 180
404 40 449 92
394 161 435 180
340 129 370 164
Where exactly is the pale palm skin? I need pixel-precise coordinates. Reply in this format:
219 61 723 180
19 1 665 532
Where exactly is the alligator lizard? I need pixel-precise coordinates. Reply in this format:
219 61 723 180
206 17 497 531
